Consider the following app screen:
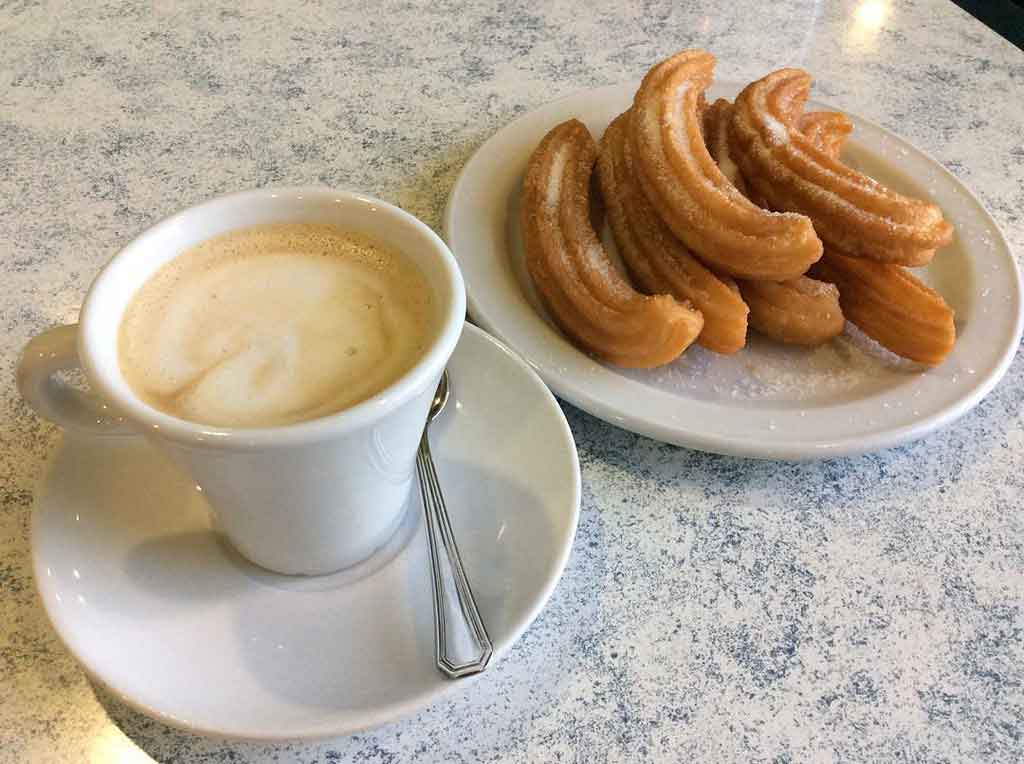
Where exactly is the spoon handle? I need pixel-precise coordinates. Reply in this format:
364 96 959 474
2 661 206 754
416 434 493 678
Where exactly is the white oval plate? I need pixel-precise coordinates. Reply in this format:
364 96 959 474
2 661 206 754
444 82 1023 459
31 324 581 740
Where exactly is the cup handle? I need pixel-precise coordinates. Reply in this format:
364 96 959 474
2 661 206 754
16 324 136 435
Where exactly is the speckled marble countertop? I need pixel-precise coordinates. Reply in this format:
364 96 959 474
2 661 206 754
3 1 1023 762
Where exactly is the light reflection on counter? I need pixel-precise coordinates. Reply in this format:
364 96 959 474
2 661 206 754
849 0 888 48
856 0 886 26
87 726 154 763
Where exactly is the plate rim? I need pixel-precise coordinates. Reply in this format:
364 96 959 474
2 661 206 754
443 80 1024 460
29 322 582 741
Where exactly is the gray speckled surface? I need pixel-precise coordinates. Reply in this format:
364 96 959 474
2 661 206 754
3 0 1024 761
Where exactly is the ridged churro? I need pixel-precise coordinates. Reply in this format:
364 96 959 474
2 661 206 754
810 249 955 365
703 98 748 195
629 50 822 280
703 98 844 346
798 111 853 160
731 69 953 266
796 107 957 364
738 277 845 346
598 111 749 354
520 119 703 368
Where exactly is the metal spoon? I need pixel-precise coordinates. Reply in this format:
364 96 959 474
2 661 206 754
415 371 493 678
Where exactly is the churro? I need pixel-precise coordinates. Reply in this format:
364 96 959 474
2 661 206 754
795 107 957 363
738 278 845 346
731 69 953 266
703 98 844 346
598 111 749 354
629 50 822 280
703 98 748 195
810 249 955 365
520 119 703 368
798 111 853 160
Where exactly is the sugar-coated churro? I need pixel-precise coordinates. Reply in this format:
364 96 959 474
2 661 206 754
598 111 749 354
810 249 955 365
738 277 845 346
629 50 822 280
520 118 704 368
798 111 853 160
731 69 953 266
703 99 845 346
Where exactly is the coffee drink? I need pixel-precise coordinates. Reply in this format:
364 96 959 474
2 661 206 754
118 223 436 427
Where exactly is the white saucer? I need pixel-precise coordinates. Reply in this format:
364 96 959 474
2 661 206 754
444 82 1024 459
31 323 581 741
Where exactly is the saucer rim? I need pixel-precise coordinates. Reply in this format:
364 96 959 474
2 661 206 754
30 322 582 741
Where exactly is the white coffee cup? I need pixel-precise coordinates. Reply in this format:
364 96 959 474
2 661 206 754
17 187 466 575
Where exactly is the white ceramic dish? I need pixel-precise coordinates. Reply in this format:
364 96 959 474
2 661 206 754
31 324 581 741
444 82 1023 459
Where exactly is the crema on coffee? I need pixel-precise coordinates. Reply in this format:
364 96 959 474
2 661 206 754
118 223 436 427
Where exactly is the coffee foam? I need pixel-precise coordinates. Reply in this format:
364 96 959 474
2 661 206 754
118 223 436 427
